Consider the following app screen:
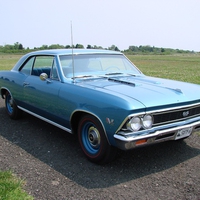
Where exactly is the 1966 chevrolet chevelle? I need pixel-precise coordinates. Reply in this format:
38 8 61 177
1 49 200 164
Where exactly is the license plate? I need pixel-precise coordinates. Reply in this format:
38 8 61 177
175 127 193 140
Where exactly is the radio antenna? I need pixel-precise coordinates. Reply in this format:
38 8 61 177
71 21 75 82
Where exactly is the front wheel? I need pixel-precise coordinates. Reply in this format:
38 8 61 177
5 91 22 119
78 115 117 164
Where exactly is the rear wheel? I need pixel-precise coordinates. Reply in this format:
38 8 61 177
5 91 21 119
78 114 117 164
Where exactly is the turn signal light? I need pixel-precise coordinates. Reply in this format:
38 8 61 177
135 139 147 145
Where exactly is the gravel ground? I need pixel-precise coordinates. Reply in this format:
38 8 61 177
0 98 200 200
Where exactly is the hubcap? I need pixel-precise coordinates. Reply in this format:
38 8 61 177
88 127 100 149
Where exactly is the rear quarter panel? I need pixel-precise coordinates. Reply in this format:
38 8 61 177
0 71 27 102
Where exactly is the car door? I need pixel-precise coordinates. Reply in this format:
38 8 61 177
21 55 66 126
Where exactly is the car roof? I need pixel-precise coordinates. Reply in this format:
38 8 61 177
27 49 122 56
12 49 123 71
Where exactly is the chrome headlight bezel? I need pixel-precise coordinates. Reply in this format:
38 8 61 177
126 114 153 132
126 117 142 132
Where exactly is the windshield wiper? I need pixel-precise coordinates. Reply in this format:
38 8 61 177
72 75 94 79
105 72 123 76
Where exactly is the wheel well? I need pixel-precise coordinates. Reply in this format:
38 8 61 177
70 111 84 134
70 111 103 135
1 88 7 99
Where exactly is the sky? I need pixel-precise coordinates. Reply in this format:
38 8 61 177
0 0 200 51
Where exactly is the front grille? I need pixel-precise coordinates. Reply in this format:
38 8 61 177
153 104 200 126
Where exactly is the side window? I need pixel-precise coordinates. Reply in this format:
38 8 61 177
32 56 54 78
20 57 35 75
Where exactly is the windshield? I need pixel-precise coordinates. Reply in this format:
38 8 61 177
59 54 142 78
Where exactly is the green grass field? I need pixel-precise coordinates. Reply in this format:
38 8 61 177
127 54 200 84
0 53 200 84
0 170 33 200
0 54 23 70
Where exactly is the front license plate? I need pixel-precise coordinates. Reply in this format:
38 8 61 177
175 127 193 140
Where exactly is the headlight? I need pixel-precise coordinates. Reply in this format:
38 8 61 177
142 115 153 129
126 117 142 131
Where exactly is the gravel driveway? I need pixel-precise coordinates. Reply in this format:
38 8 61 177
0 98 200 200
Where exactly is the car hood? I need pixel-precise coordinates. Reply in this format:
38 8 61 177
78 75 200 108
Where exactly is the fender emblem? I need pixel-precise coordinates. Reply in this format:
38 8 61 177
106 118 114 125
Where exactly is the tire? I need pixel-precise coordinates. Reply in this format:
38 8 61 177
5 91 22 119
78 114 117 164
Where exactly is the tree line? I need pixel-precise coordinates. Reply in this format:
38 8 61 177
0 42 196 54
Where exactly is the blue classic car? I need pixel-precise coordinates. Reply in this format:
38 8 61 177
1 49 200 164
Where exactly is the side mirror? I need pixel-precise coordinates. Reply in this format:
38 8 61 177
40 73 48 81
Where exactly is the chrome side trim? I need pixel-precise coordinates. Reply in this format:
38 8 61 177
18 106 72 134
114 120 200 150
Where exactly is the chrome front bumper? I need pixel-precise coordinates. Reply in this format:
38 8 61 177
114 120 200 150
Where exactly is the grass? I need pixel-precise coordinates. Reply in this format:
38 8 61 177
0 54 22 70
127 54 200 84
0 170 33 200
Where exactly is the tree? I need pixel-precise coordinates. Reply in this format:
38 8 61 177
14 42 19 49
108 45 120 51
19 44 23 50
75 44 84 48
114 46 120 51
40 45 48 50
65 45 71 49
48 44 65 49
129 46 139 52
87 44 92 49
161 48 165 53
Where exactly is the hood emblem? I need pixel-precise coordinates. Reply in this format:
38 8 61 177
183 111 189 117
